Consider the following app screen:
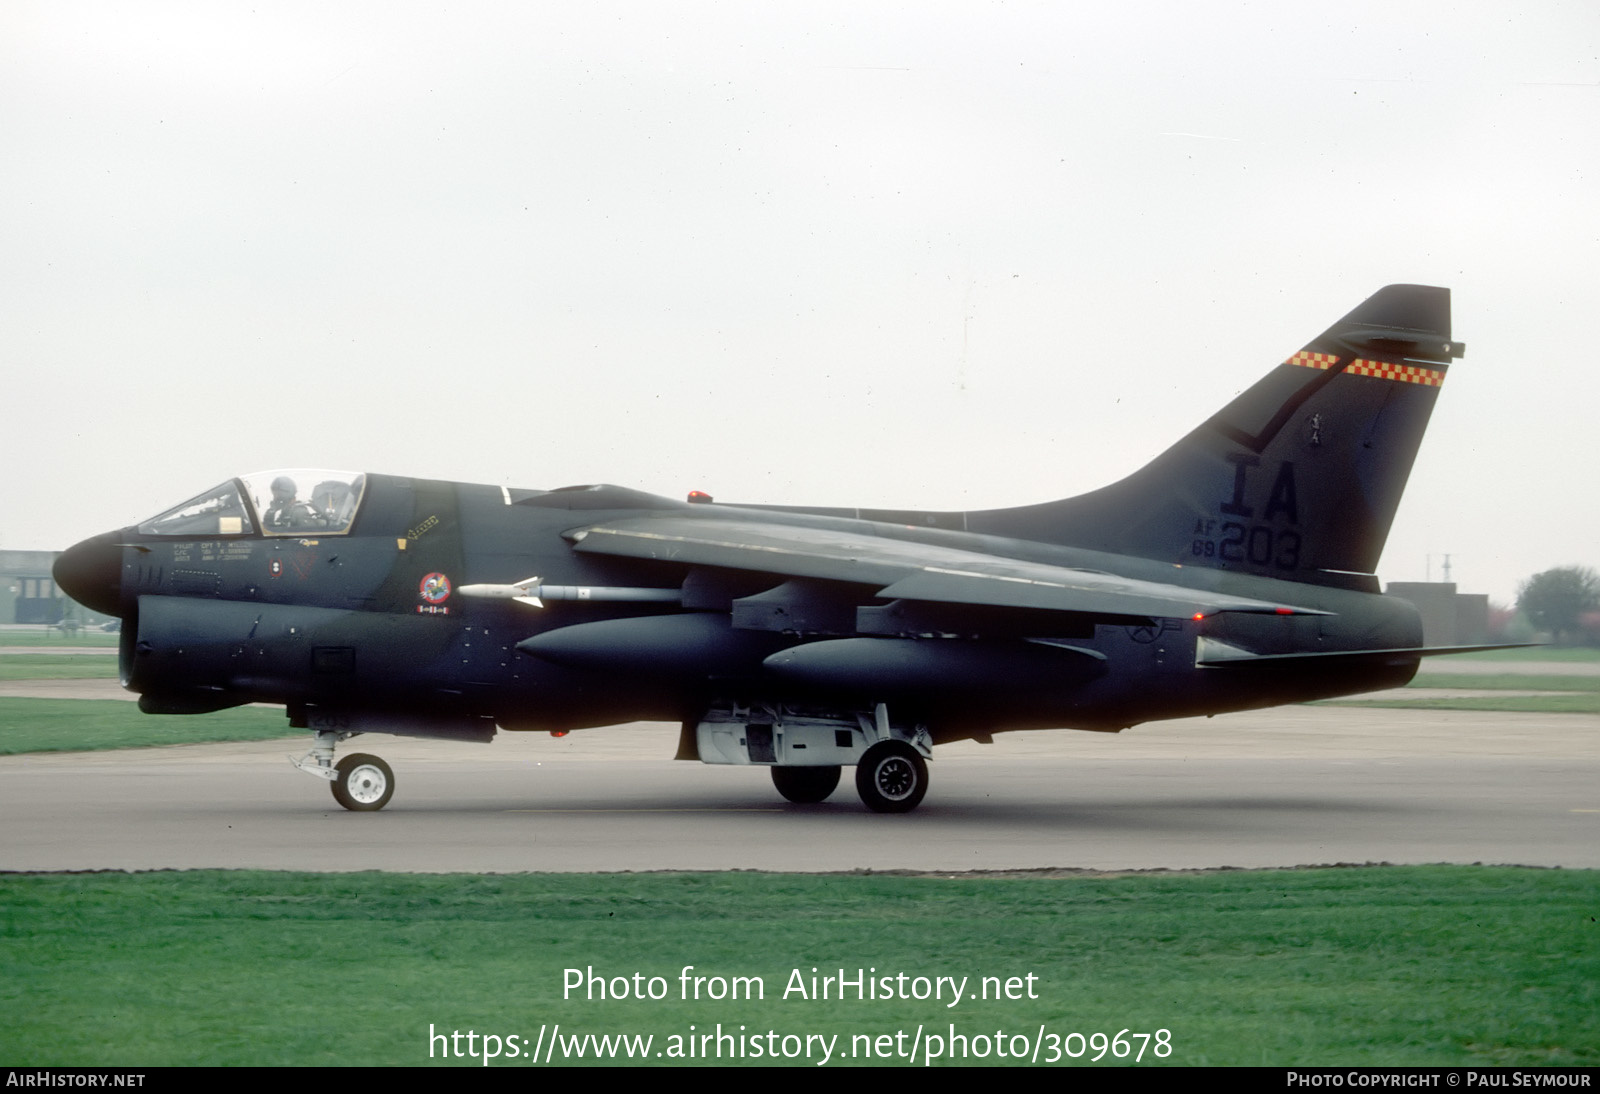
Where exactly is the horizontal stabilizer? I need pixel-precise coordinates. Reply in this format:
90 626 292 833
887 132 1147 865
1198 641 1542 668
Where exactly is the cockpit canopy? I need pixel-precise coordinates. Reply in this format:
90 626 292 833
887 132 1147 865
137 470 367 537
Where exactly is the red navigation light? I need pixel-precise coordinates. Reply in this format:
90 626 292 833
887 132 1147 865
687 490 713 504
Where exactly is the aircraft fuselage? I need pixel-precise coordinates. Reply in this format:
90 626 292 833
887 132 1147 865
53 285 1471 812
61 472 1421 744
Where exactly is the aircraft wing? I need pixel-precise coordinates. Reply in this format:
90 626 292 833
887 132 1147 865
568 516 1326 621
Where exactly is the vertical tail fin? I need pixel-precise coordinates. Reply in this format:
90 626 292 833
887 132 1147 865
971 285 1465 590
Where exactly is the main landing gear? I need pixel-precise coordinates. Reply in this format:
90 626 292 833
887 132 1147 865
855 739 928 814
292 731 395 811
766 738 929 812
717 703 931 813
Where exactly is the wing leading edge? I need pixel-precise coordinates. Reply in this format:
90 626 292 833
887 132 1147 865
568 516 1328 622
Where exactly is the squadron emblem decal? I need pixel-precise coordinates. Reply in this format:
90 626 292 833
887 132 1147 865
419 572 452 604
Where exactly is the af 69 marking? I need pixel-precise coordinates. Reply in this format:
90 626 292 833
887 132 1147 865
1193 522 1302 570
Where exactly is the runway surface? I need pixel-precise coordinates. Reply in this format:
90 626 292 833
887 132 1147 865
2 705 1595 873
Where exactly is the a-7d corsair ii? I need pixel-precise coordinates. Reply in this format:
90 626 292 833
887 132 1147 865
56 285 1487 813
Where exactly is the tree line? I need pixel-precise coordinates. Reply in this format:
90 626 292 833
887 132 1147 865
1515 565 1600 645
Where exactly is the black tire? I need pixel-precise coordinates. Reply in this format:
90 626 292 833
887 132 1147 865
332 753 394 811
771 764 841 804
855 740 927 813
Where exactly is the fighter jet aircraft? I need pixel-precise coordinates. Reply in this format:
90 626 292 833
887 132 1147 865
55 284 1489 813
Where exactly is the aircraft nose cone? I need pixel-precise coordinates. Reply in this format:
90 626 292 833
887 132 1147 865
53 531 125 618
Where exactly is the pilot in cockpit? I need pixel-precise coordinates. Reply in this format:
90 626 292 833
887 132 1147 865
263 476 330 531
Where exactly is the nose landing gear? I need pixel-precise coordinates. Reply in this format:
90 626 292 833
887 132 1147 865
332 754 394 811
291 731 396 811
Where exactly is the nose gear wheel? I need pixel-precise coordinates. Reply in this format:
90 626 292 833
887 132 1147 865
333 753 394 811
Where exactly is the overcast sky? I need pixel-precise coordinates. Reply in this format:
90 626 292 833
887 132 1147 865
3 1 1596 603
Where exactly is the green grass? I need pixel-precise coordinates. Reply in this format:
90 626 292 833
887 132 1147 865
0 630 119 647
1326 661 1600 715
1433 646 1600 663
0 866 1594 1067
1410 673 1600 692
0 698 293 753
1328 666 1600 714
0 654 118 680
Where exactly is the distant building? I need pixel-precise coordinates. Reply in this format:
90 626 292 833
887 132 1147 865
1 549 66 624
1385 582 1489 646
